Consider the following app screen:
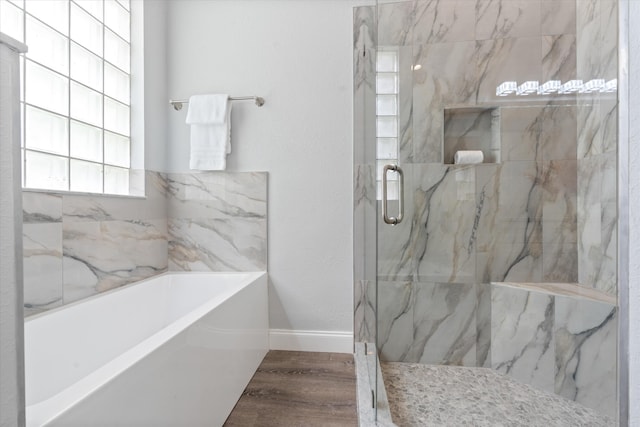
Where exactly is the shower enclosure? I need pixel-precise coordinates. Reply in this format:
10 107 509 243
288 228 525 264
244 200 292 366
354 0 620 424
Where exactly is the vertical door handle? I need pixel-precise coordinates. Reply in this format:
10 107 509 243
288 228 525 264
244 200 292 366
382 164 404 225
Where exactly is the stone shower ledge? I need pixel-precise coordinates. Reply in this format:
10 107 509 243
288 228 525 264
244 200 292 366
491 281 617 305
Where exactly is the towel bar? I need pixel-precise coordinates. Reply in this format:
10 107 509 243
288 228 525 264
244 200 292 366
170 96 265 111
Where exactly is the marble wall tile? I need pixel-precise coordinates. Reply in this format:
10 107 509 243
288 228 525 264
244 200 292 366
541 0 576 35
378 281 415 361
542 35 577 83
413 0 476 44
576 0 617 81
541 160 577 234
378 164 476 283
491 285 555 393
379 281 477 366
23 223 63 316
23 192 62 224
475 37 542 104
398 46 415 164
354 279 376 344
166 172 265 219
414 165 477 283
167 172 268 273
24 170 267 313
62 171 168 222
412 41 478 163
354 164 376 275
541 160 578 282
476 162 544 283
577 100 601 159
22 192 64 315
354 5 376 167
555 296 617 418
541 106 577 161
599 0 618 81
23 172 172 314
577 98 617 159
577 153 616 295
476 282 492 368
500 106 543 162
576 0 601 79
378 1 415 46
598 199 617 295
168 218 266 272
596 153 617 295
410 282 477 365
475 0 541 40
354 5 376 71
62 218 168 303
601 99 618 155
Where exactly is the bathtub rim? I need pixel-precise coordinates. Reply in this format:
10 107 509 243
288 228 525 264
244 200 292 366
25 270 267 427
24 271 266 323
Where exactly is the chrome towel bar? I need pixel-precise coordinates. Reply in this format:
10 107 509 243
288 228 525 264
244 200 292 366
169 96 265 111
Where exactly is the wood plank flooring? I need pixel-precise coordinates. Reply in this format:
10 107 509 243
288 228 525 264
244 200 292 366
224 350 358 427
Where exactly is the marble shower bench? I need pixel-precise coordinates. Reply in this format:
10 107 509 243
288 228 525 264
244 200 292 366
485 281 618 419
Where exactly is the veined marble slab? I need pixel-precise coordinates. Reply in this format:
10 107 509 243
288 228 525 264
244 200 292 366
167 171 267 273
555 296 617 418
491 285 555 393
23 170 267 314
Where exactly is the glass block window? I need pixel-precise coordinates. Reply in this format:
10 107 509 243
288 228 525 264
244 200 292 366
1 0 132 195
376 49 399 200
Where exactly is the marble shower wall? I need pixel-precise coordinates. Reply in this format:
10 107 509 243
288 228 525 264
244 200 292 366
576 0 618 296
373 0 617 294
353 0 618 416
23 171 169 316
23 170 268 317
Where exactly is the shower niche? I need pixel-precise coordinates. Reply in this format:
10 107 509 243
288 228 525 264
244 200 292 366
443 106 501 165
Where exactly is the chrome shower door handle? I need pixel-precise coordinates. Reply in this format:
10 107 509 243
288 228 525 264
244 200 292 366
382 164 404 225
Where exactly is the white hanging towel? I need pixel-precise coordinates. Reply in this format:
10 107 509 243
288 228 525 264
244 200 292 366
186 94 232 170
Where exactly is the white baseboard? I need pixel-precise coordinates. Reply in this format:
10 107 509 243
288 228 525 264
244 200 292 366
269 329 353 353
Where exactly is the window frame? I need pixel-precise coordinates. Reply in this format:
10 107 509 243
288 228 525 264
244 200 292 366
1 0 141 196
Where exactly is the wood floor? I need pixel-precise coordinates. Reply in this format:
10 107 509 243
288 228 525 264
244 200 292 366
224 350 358 427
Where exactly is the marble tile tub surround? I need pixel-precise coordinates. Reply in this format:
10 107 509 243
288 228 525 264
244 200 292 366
22 170 268 316
166 171 267 272
22 171 169 316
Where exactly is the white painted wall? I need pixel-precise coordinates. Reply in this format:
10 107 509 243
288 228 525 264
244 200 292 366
141 0 168 172
165 0 370 339
628 3 640 424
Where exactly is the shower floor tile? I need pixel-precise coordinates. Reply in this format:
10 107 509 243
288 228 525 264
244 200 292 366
381 362 614 427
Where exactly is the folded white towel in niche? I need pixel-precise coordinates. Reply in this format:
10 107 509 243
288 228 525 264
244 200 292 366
186 94 232 170
454 150 484 164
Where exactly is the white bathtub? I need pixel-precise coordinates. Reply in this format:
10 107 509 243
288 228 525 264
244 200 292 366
24 272 268 427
